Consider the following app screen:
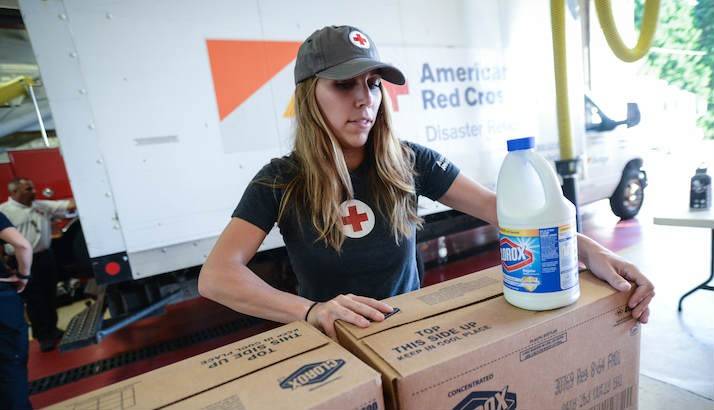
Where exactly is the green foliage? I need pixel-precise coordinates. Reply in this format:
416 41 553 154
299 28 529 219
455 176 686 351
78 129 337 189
694 1 714 138
693 1 714 89
636 0 714 139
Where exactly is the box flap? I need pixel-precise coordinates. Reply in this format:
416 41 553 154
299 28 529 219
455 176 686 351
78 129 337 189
49 321 328 410
166 343 383 410
192 321 329 379
360 271 624 377
337 266 503 340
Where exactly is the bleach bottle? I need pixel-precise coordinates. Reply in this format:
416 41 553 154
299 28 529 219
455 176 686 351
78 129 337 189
689 167 711 210
496 137 579 310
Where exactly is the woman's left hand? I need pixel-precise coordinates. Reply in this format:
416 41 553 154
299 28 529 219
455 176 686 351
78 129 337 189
582 243 654 324
0 274 28 293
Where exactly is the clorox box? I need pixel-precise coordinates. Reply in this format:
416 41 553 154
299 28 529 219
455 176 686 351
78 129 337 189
49 322 384 410
335 266 641 410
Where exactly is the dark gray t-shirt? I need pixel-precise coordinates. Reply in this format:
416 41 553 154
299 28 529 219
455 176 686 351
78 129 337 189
232 142 460 302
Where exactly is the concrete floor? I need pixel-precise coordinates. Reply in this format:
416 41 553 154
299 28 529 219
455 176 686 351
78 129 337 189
640 375 712 409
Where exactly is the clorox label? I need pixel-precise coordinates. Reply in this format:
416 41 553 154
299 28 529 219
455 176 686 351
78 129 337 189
452 385 517 410
279 359 345 390
499 225 577 293
500 237 534 272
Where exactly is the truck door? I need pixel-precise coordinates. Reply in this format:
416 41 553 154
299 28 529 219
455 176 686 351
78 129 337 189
582 96 623 203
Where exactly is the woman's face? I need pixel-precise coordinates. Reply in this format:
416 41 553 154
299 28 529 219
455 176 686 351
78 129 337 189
314 71 382 150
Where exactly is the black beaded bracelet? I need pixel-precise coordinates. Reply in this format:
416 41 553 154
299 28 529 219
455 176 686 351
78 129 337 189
15 273 31 280
304 301 319 321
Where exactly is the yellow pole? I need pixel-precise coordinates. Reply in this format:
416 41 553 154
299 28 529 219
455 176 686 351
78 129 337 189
550 0 573 161
550 0 660 161
550 0 659 230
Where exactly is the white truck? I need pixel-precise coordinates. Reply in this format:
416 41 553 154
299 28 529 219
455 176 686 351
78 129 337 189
12 0 647 349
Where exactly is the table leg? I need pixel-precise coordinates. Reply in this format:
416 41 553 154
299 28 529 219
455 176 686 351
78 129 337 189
678 228 714 311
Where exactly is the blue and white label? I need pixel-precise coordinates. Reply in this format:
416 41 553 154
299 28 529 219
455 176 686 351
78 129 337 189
499 224 578 293
279 359 345 390
453 385 517 410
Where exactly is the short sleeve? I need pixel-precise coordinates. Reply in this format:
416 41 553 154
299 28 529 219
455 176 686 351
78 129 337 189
0 212 13 232
34 199 70 216
231 158 294 233
406 142 460 200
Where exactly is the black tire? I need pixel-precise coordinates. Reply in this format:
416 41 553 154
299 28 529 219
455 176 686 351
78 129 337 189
610 168 645 219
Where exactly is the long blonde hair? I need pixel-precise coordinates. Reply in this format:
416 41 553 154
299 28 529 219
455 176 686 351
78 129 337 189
276 77 422 251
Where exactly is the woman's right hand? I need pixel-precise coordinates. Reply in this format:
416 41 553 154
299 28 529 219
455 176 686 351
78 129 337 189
306 294 394 339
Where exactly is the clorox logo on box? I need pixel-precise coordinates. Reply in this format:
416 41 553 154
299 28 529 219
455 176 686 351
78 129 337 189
500 238 533 272
279 359 345 390
453 386 517 410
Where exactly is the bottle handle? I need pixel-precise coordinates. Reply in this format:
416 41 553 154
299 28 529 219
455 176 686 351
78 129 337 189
526 151 563 206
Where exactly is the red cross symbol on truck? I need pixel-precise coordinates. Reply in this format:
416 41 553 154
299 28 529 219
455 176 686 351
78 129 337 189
341 205 369 232
351 33 367 46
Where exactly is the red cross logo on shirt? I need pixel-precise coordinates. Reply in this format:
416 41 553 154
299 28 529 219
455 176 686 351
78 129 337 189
339 199 375 238
342 205 369 232
348 30 370 49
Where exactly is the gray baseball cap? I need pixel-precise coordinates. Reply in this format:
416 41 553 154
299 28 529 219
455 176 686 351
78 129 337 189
294 25 406 85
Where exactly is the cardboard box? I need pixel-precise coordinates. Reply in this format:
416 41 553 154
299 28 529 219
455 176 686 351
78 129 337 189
336 266 641 410
50 321 384 410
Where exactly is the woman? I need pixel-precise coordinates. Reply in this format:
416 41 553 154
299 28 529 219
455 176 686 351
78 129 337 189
199 25 654 339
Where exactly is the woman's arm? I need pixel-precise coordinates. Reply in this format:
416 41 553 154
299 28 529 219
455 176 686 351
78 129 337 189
0 227 32 292
437 173 498 226
437 172 654 323
198 218 392 338
198 218 313 323
576 234 654 323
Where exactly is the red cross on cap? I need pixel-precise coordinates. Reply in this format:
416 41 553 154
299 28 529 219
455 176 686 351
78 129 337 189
352 33 367 45
349 30 370 49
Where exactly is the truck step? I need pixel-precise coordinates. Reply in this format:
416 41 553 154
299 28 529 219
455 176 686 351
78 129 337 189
58 287 106 352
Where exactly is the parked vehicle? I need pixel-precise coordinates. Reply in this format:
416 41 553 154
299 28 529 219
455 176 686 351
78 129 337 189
7 0 647 349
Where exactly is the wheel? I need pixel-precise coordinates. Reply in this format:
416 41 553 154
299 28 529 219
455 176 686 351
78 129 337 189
610 168 645 219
